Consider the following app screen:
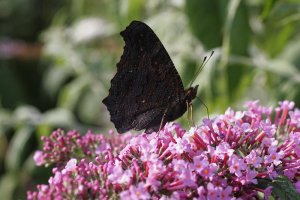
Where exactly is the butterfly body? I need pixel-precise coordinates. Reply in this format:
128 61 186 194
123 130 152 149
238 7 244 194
103 21 198 134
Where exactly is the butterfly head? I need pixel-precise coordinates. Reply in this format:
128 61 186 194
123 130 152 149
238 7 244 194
185 85 198 103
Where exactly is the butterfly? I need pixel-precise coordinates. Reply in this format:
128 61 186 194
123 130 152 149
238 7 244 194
102 20 198 134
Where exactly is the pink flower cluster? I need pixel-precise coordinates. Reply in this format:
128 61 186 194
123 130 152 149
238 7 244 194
28 100 300 199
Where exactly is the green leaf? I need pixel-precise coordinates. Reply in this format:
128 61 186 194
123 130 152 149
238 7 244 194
185 0 222 49
128 0 145 21
185 0 250 55
227 0 250 56
226 63 253 101
58 75 91 110
42 108 76 127
5 126 33 172
262 59 300 83
264 24 295 57
77 88 102 125
42 66 73 99
271 176 300 200
0 174 17 200
257 1 299 57
258 176 300 200
0 108 12 136
13 106 41 125
0 64 26 109
261 0 279 20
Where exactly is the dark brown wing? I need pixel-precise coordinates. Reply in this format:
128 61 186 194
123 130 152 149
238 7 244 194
102 21 184 133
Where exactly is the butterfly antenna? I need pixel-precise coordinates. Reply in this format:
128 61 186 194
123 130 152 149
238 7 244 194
196 96 210 119
189 51 214 87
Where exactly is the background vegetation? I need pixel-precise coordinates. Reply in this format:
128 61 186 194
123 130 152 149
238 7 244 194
0 0 300 199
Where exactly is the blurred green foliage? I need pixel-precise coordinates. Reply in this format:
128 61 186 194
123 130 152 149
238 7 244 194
0 0 300 199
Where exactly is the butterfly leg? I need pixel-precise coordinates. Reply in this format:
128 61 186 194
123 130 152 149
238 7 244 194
159 108 168 131
190 103 195 126
186 101 190 126
186 101 194 126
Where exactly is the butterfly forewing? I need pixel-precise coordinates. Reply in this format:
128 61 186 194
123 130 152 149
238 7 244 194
103 21 186 133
